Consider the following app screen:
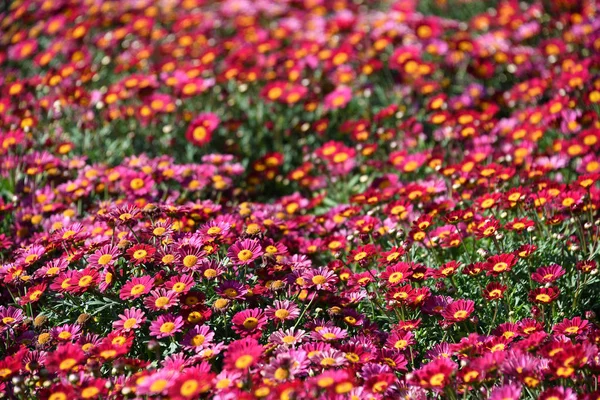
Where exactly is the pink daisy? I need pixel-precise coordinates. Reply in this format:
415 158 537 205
227 239 264 266
143 289 179 311
149 314 185 339
120 275 155 300
88 244 120 269
231 308 268 338
113 308 146 332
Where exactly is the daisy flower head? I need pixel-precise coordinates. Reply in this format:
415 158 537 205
531 264 565 284
306 267 338 290
441 299 475 324
177 245 206 271
182 325 215 350
168 369 215 400
120 275 155 300
88 244 120 269
143 288 179 311
223 337 263 372
553 317 589 336
0 306 25 333
126 243 156 265
185 112 220 147
269 328 308 347
164 274 195 294
409 357 457 391
113 308 146 332
45 343 86 374
51 323 82 342
489 384 522 400
149 314 185 339
231 308 268 338
227 239 264 266
215 280 247 300
312 326 348 342
266 300 300 323
136 369 180 397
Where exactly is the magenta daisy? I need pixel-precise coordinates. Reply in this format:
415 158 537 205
531 264 566 284
266 300 301 323
113 308 146 332
0 306 25 333
306 267 338 290
223 337 263 372
227 239 263 266
88 244 120 269
143 289 179 311
215 280 247 300
231 308 268 338
553 317 589 336
182 325 215 350
51 323 82 342
149 314 185 339
120 275 155 300
441 299 475 324
489 384 522 400
312 326 348 342
269 328 308 347
164 274 195 294
177 245 206 271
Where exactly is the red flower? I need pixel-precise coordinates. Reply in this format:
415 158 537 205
223 337 263 372
442 299 475 324
126 244 156 265
185 113 219 147
45 343 86 374
486 253 518 276
529 287 560 304
483 282 508 301
410 357 457 391
553 317 589 336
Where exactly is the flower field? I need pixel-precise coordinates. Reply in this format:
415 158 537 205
1 0 600 398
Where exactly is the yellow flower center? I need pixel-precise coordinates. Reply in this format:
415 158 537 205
98 254 113 265
191 334 205 346
282 335 296 344
180 379 199 396
388 272 404 283
155 297 170 308
150 379 168 393
274 367 289 380
130 284 146 295
235 355 254 369
274 309 290 320
429 373 445 387
453 310 468 319
237 249 254 261
58 331 72 340
204 268 217 278
172 282 186 292
123 318 137 330
160 322 176 333
130 178 145 190
183 255 198 268
193 126 207 141
133 249 148 259
59 358 77 371
81 387 99 399
243 317 259 329
207 227 221 235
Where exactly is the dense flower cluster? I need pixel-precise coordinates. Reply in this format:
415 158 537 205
1 0 600 399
